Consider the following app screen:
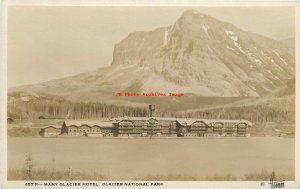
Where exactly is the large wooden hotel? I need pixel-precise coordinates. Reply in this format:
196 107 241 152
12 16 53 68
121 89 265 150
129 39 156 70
41 105 252 137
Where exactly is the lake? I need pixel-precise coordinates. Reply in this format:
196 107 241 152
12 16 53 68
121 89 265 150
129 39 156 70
7 137 295 180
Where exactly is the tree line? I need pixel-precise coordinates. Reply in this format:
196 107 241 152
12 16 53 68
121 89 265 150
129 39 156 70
8 96 294 128
8 99 148 120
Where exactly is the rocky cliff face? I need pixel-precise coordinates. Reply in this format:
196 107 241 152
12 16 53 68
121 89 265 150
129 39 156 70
112 10 294 97
9 10 294 100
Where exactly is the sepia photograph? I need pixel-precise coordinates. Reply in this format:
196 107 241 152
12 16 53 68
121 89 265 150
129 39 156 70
1 2 299 189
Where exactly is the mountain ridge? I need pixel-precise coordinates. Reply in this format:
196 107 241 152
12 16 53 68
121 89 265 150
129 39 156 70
9 9 295 100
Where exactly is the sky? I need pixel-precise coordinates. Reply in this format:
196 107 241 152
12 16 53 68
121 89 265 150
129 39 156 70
7 6 295 87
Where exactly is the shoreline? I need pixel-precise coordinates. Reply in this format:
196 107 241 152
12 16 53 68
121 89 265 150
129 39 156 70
7 135 295 139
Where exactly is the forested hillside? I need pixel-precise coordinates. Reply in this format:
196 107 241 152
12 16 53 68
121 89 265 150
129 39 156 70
8 93 294 136
178 96 295 135
8 98 148 120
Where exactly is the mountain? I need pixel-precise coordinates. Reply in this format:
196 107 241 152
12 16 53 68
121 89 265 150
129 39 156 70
112 10 294 96
9 10 294 102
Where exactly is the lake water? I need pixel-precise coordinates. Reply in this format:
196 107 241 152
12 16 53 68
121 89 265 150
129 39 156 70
7 137 294 180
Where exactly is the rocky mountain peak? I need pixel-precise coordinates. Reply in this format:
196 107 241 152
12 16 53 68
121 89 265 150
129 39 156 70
178 10 208 21
10 10 294 99
111 9 294 97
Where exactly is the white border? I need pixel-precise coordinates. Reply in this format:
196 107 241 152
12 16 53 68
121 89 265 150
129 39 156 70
1 0 8 188
295 0 300 182
3 0 300 6
1 1 299 189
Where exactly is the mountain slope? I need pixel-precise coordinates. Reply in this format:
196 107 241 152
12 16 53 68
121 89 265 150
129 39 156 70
112 10 294 96
9 10 294 101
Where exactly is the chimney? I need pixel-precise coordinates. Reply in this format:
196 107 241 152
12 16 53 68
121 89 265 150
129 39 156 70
149 104 155 117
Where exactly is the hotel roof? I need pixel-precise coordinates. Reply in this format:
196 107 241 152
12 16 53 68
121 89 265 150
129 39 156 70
112 117 252 126
64 120 116 128
63 117 252 127
42 125 62 129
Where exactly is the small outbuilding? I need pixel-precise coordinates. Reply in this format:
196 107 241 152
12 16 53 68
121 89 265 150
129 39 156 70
38 116 46 119
40 125 62 137
7 117 14 124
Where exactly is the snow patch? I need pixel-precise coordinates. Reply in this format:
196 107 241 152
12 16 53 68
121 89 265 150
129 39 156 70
202 25 210 36
226 45 235 51
225 30 238 42
273 50 288 65
252 58 262 65
263 53 283 71
267 55 275 63
246 51 262 65
225 30 245 54
234 42 245 54
261 51 284 72
267 70 280 80
225 30 235 36
229 36 238 42
163 30 169 46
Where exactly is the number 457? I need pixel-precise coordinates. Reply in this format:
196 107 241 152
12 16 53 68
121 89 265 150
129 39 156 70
25 183 35 186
